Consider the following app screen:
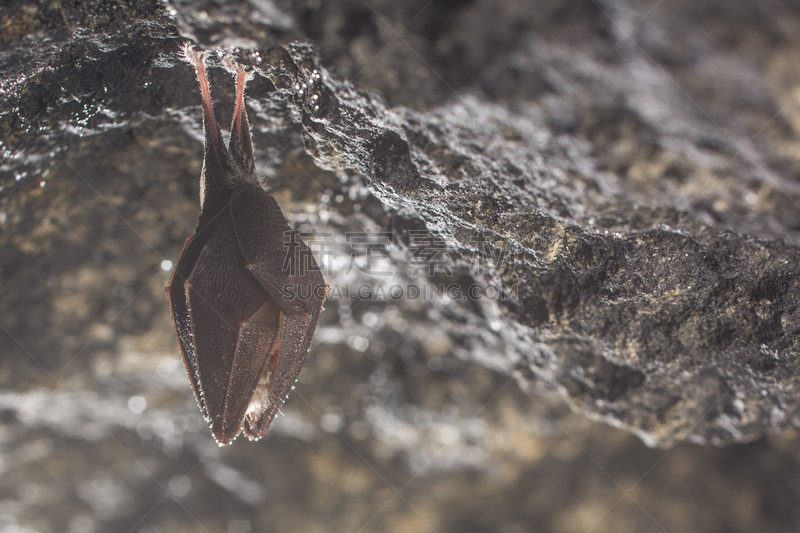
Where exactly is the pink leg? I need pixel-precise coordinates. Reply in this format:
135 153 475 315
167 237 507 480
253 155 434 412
233 67 246 140
223 54 255 173
181 42 223 155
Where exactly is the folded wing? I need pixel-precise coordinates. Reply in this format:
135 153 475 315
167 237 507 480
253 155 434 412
230 187 328 439
183 210 281 445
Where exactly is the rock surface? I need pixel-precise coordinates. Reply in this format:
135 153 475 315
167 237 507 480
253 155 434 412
3 0 800 532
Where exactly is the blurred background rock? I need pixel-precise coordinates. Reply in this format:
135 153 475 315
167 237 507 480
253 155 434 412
3 0 800 532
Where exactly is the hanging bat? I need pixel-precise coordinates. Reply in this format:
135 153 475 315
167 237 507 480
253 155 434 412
166 43 328 446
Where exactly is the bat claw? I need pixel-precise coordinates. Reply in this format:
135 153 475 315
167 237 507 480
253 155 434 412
180 41 204 67
222 54 254 81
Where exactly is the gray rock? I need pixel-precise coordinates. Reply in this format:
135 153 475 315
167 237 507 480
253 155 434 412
242 33 800 447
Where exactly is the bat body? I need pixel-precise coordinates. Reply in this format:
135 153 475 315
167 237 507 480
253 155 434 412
166 44 327 446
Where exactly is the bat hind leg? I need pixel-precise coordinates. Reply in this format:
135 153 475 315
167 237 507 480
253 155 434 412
222 54 256 177
180 42 223 156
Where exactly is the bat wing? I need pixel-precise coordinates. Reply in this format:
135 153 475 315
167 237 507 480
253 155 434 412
230 187 328 439
170 211 283 445
166 227 213 422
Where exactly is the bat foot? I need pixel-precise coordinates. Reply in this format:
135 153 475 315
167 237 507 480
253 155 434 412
222 54 255 81
180 41 205 69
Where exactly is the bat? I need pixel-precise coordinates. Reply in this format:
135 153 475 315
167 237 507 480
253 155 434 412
166 43 328 446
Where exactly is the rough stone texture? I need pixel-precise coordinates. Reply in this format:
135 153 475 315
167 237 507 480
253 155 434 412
3 0 800 532
256 38 800 447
